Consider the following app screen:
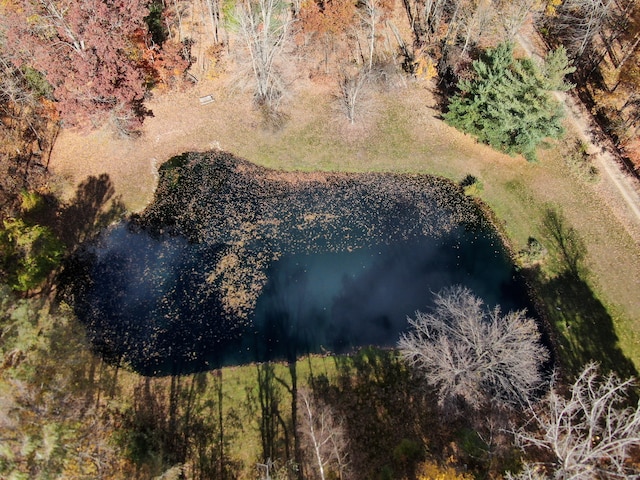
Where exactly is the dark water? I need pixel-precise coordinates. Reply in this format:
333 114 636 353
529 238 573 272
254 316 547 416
67 222 530 375
62 152 534 375
249 231 525 362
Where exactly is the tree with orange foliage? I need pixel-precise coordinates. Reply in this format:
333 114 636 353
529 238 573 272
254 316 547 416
299 0 357 73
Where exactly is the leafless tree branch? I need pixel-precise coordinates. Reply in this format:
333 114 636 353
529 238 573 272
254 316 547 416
233 0 292 110
398 285 548 410
298 389 350 480
514 363 640 479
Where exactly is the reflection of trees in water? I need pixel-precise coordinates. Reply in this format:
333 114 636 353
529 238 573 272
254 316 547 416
253 262 313 363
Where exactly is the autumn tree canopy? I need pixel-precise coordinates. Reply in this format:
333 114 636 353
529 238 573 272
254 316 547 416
1 0 151 130
299 0 356 72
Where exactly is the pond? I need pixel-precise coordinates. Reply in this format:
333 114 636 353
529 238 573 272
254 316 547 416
62 152 534 375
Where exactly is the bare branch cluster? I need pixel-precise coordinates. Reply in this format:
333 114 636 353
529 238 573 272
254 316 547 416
233 0 292 111
495 0 541 40
0 57 36 114
297 389 350 480
514 363 640 479
398 285 548 410
544 0 615 59
338 68 370 124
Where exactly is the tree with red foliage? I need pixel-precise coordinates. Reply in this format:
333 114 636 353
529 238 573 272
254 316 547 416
1 0 151 131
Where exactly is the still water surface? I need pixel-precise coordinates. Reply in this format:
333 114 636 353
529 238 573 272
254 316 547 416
65 152 533 375
71 222 529 375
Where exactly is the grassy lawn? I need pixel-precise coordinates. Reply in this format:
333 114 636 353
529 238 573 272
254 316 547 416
108 353 342 478
50 79 640 374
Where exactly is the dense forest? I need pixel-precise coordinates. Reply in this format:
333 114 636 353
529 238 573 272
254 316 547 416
1 0 640 478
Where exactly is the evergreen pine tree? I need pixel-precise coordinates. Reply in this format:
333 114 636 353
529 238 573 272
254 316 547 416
444 43 572 162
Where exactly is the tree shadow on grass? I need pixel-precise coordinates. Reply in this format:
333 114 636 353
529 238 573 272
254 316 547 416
26 173 126 250
56 174 126 247
118 372 243 479
7 173 125 296
24 173 126 251
531 206 637 379
309 348 440 480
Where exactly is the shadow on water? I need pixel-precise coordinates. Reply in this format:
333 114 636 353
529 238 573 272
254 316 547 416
60 228 234 374
528 206 636 379
251 230 532 356
63 223 533 376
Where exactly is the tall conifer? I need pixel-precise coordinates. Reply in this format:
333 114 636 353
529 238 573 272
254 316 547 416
444 42 572 162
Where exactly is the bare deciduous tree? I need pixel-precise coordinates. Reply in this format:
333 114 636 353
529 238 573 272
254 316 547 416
409 0 448 44
441 0 466 49
298 389 350 480
355 0 394 71
338 67 370 124
0 54 40 134
546 0 614 59
505 463 549 480
456 0 495 56
359 0 381 71
398 285 548 410
513 363 640 479
496 0 542 40
233 0 292 111
203 0 222 44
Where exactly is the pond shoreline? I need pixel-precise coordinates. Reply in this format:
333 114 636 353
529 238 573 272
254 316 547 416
62 151 549 375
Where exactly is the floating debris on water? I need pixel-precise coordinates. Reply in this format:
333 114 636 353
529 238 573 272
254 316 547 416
60 151 531 375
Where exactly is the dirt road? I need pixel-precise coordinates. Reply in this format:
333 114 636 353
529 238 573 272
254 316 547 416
516 32 640 243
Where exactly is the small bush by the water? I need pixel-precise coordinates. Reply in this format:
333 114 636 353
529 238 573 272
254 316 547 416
459 174 483 197
517 237 548 267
